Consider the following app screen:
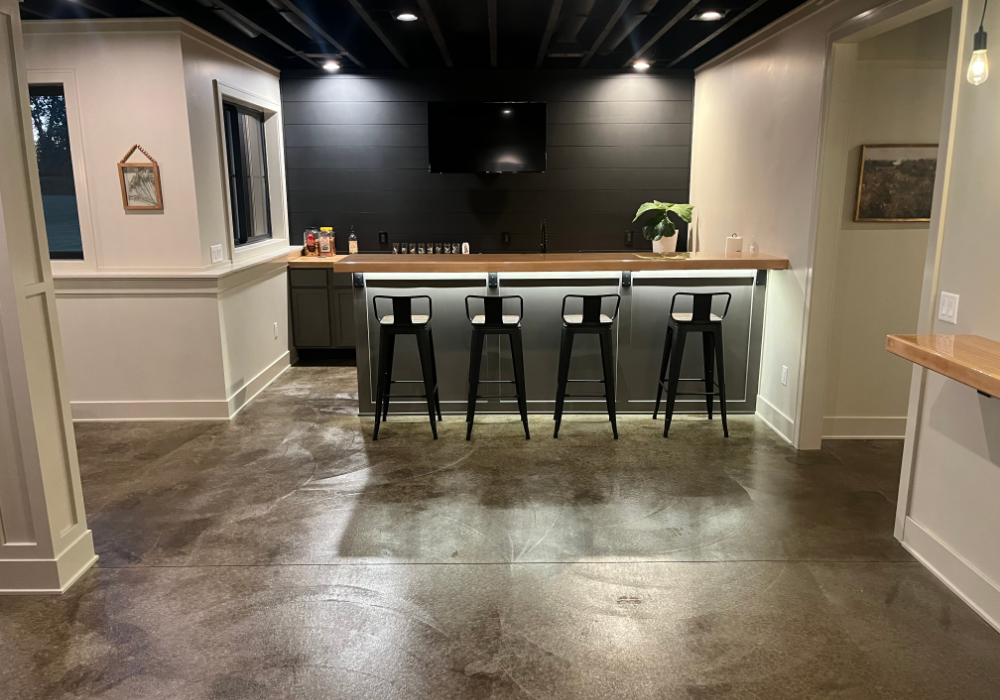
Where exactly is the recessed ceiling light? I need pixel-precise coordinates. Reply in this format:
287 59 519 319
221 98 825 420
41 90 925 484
693 10 724 20
633 60 651 70
322 61 340 72
502 109 512 114
396 12 419 21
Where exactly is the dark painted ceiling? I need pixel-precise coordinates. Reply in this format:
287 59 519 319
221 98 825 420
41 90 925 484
21 0 811 71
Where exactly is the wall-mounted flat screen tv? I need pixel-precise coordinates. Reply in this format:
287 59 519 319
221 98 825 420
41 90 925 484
428 102 546 173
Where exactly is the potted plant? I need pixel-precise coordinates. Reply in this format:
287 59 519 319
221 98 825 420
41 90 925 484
633 201 694 253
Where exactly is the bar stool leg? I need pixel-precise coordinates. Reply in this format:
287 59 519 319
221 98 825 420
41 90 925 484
653 325 673 420
599 328 618 440
373 327 390 441
466 329 484 440
415 329 438 439
428 328 443 421
509 330 530 439
703 331 715 420
713 327 729 438
553 328 573 438
381 333 395 423
663 327 688 438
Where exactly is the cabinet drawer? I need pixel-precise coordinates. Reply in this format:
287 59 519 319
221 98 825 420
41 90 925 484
289 269 328 288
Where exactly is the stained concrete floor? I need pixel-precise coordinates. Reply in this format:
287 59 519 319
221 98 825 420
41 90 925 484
3 366 1000 699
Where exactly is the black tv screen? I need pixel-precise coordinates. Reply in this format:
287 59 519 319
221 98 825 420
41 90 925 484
428 102 546 173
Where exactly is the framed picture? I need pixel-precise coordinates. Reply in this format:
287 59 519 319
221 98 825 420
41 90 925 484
854 144 937 222
117 144 163 210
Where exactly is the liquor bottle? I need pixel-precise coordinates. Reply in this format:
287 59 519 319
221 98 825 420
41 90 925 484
349 225 358 254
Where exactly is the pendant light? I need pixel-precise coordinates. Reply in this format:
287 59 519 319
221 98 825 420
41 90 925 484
968 0 990 85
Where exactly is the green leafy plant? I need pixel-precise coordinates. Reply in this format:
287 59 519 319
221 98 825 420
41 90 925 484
633 201 694 241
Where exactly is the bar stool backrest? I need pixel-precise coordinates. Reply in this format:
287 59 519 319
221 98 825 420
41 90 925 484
373 295 433 325
669 292 732 322
562 294 621 325
465 295 524 325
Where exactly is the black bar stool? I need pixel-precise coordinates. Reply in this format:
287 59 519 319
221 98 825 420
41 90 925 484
653 292 732 438
464 295 529 441
372 295 442 440
553 294 621 439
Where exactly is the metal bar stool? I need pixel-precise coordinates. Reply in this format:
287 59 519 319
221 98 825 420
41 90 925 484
653 292 732 438
464 295 529 440
553 294 621 439
372 295 442 440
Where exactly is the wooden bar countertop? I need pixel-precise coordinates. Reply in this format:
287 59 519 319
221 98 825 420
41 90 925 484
287 251 789 273
886 334 1000 398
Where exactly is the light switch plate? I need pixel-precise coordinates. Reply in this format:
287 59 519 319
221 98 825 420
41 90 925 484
781 365 788 386
938 291 959 324
210 244 224 264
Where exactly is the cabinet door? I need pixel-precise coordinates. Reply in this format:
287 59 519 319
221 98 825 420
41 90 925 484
333 288 356 347
291 288 333 348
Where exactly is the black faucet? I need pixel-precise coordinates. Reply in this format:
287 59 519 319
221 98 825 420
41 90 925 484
540 219 547 254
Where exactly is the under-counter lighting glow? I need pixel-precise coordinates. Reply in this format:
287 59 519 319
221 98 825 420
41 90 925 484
968 0 990 85
633 60 651 70
693 10 724 20
396 12 419 21
322 60 340 72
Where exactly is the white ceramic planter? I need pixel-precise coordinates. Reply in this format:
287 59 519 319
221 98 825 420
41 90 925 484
652 235 678 253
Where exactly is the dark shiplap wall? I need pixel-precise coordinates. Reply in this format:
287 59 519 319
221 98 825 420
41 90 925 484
280 70 694 252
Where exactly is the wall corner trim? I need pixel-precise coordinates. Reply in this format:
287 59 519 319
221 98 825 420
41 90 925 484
756 395 796 445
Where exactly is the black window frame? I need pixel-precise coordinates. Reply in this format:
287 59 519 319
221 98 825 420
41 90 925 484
222 101 272 248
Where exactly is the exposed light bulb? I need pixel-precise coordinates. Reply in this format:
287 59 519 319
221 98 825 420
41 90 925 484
633 60 651 70
968 29 989 84
323 61 340 72
693 10 724 20
396 12 418 21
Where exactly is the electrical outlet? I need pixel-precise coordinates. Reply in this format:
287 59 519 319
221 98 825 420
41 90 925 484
624 230 633 247
210 244 224 264
273 322 279 340
502 231 511 246
938 291 959 324
781 365 788 386
378 231 388 246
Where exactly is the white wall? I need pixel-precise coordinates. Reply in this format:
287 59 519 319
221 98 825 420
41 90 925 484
23 20 290 421
898 0 1000 632
823 16 949 438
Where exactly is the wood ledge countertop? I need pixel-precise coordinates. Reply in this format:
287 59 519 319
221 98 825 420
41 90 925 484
886 334 1000 398
287 251 789 272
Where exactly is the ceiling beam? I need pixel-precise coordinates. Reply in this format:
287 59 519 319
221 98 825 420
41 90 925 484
272 0 364 68
667 0 768 67
344 0 409 68
416 0 452 67
579 0 632 67
209 0 324 68
487 0 497 67
535 0 564 67
623 0 700 67
59 0 114 18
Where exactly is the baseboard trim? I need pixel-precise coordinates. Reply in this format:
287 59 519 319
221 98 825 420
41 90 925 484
756 395 794 444
822 415 908 439
227 352 290 419
0 529 97 594
71 398 231 422
902 516 1000 634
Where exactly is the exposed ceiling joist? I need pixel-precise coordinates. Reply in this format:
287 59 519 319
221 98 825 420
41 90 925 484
417 0 453 67
59 0 114 18
667 0 769 67
270 0 364 68
579 0 631 67
345 0 409 67
535 0 564 67
487 0 498 67
623 0 700 66
205 0 323 68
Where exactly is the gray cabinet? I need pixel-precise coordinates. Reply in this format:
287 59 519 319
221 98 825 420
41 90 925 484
290 268 355 349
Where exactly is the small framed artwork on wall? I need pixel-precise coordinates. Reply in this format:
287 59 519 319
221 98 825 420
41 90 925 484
117 144 163 210
854 144 938 222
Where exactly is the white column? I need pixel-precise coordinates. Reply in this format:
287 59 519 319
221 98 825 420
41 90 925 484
0 0 96 593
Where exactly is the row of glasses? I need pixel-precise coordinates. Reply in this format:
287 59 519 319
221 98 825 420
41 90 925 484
392 242 468 254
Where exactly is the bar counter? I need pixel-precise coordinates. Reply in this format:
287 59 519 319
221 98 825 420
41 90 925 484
289 251 788 417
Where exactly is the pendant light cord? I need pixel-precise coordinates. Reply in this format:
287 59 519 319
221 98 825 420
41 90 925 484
981 0 988 32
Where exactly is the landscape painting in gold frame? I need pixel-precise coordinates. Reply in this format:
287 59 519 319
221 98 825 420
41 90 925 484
854 144 937 222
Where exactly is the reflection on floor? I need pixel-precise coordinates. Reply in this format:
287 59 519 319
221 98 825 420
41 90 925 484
3 367 999 699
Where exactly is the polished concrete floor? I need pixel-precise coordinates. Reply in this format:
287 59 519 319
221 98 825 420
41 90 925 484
3 367 1000 699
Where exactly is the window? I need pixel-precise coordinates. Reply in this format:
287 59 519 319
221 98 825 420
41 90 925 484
222 101 272 247
29 84 84 260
